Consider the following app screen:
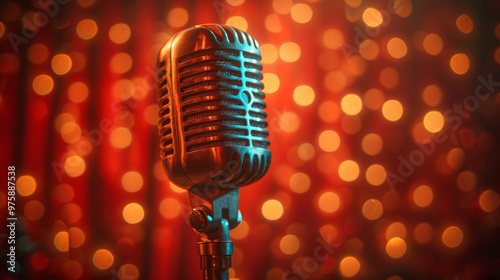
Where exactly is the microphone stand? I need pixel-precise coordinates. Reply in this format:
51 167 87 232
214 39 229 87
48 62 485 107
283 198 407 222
188 188 241 280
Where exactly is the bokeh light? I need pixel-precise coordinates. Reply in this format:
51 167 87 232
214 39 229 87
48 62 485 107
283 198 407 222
318 191 340 213
262 199 284 221
456 14 473 33
386 237 407 258
121 171 144 193
279 42 301 62
365 164 386 186
159 198 181 219
51 54 72 75
290 3 313 24
32 74 54 96
341 93 363 115
226 16 248 32
279 234 300 255
362 133 383 156
318 130 340 152
387 37 408 59
339 256 360 277
64 156 86 177
382 100 403 121
479 190 500 213
54 231 69 252
123 203 145 224
450 53 470 74
423 33 443 55
76 19 98 39
423 111 444 133
338 160 359 182
363 8 383 27
293 85 315 106
109 23 131 44
289 172 310 193
442 226 463 248
413 185 433 207
362 199 383 220
17 175 37 196
93 249 114 270
167 8 189 28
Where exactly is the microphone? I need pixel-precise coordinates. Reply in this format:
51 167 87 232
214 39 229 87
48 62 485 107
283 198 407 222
157 24 271 279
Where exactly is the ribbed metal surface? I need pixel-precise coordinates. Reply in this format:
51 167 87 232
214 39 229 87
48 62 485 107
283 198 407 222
157 60 174 158
177 46 270 153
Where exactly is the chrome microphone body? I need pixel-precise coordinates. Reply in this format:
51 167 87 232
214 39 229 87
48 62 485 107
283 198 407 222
157 24 271 280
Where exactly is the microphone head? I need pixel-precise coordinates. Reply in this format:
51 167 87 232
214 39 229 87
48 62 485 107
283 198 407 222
157 24 271 190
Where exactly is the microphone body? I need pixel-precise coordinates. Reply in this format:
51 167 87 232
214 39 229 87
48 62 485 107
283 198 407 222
157 24 271 190
157 24 271 280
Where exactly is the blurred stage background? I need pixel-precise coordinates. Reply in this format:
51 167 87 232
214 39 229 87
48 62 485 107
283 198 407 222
1 0 500 279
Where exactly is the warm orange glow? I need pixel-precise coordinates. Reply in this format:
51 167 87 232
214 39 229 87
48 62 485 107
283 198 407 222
386 222 407 240
262 199 284 220
318 130 340 152
109 23 131 44
413 185 433 207
456 170 476 192
51 54 72 75
382 100 403 121
379 67 399 89
110 53 133 74
226 0 245 7
262 73 280 94
280 234 300 255
24 200 45 221
414 222 433 244
387 37 407 59
290 3 313 24
423 111 444 132
226 16 248 31
423 33 443 55
64 156 86 177
68 227 86 248
323 29 343 50
265 13 282 33
365 164 386 186
53 184 74 204
279 112 300 132
112 79 134 100
17 175 37 196
110 127 132 148
232 220 249 240
123 203 145 224
293 85 315 106
319 224 339 242
422 84 442 106
447 148 465 169
359 39 379 60
159 198 181 219
450 53 470 74
341 115 362 135
77 0 95 7
362 199 383 220
289 172 310 193
341 93 363 115
495 47 500 65
260 44 279 64
345 0 362 8
28 43 49 64
279 42 301 62
386 237 407 258
32 74 54 96
363 88 385 110
121 171 143 193
393 0 412 17
118 264 140 280
76 19 98 39
338 160 359 182
68 82 89 103
339 256 360 277
362 133 383 156
479 189 500 213
61 122 82 144
318 100 341 122
363 8 383 27
93 249 114 270
167 7 188 28
297 143 315 161
324 71 347 92
54 231 69 252
456 14 473 33
318 192 340 213
60 203 82 224
0 22 4 38
273 0 293 15
442 226 463 248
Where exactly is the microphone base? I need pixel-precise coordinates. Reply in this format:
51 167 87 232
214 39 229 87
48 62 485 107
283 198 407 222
197 220 234 280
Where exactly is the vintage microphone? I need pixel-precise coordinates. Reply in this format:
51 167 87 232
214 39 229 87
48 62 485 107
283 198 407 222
156 24 271 279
